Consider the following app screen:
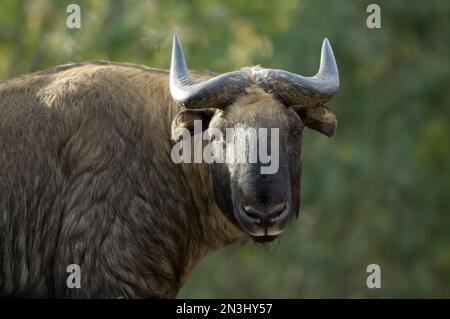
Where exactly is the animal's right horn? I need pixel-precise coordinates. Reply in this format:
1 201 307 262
170 35 251 108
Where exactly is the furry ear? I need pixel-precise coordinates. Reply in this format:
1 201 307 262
293 105 337 137
171 108 218 141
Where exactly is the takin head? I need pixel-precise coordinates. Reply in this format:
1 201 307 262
169 36 339 243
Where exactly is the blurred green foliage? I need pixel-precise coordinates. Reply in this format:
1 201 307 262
0 0 449 298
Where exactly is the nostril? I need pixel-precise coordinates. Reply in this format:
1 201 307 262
269 203 287 220
242 205 262 222
267 203 288 222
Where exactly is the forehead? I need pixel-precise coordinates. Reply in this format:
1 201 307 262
222 86 291 128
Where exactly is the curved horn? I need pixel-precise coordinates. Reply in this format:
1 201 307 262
255 38 339 106
170 35 251 108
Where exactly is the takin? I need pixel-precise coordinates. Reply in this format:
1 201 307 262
0 36 339 298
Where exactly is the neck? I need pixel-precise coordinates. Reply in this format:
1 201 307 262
176 161 245 281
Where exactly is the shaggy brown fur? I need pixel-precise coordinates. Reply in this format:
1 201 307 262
0 61 244 298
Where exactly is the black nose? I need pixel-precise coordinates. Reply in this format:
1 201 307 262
241 202 288 228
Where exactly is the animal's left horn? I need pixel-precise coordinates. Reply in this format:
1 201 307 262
255 38 339 106
170 35 251 108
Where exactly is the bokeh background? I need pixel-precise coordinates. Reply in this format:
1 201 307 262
0 0 449 298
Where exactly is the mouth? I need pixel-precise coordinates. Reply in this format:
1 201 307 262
235 217 286 243
250 234 279 243
234 202 289 242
